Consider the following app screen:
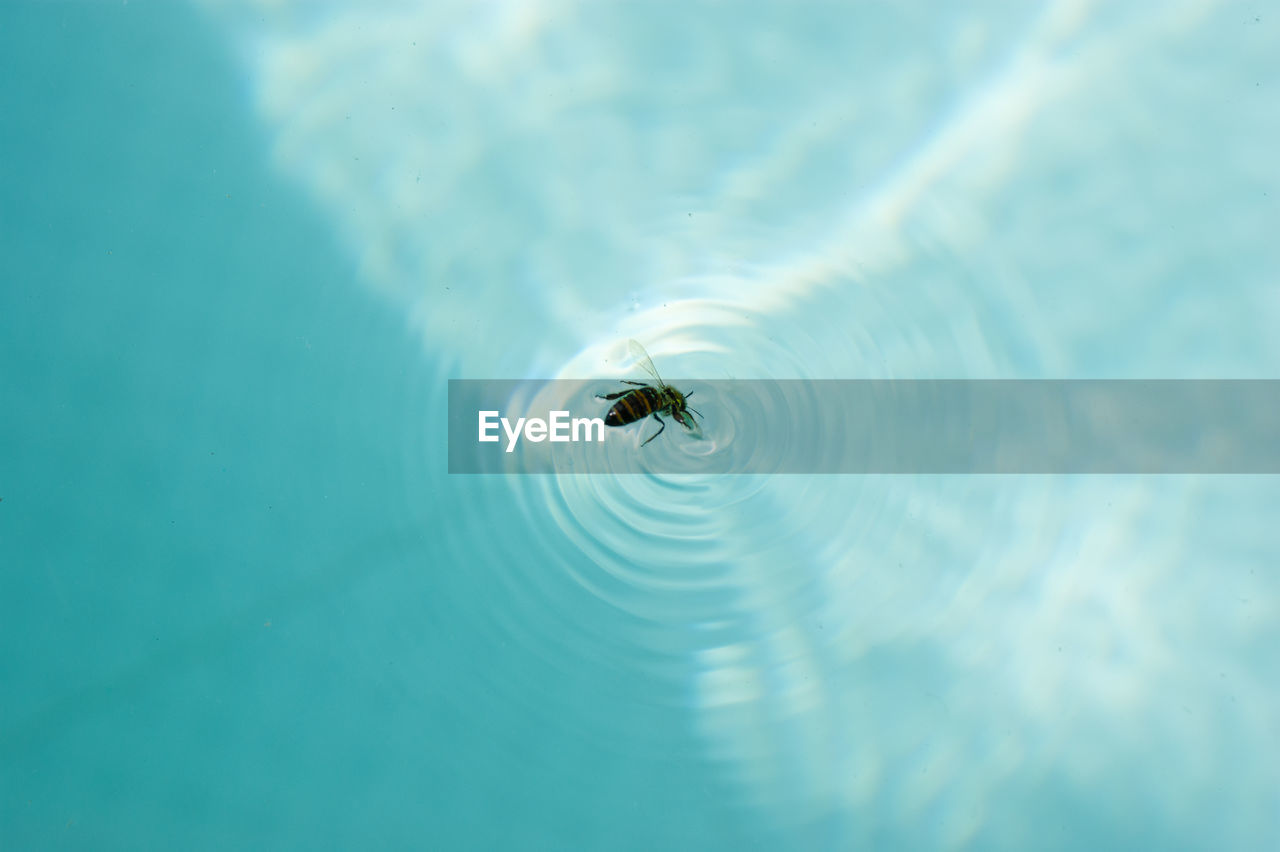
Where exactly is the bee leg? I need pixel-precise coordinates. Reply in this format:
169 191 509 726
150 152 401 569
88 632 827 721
641 414 666 446
596 381 650 401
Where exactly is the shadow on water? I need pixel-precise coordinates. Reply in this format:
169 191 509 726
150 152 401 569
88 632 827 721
0 5 772 849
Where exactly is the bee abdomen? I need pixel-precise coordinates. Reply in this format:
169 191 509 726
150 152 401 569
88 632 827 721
607 386 660 426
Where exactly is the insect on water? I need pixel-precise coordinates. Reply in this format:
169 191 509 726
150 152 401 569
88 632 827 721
596 340 703 447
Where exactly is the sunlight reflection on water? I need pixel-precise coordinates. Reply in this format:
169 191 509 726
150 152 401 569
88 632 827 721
201 0 1279 846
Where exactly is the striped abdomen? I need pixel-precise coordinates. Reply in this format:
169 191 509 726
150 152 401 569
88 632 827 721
605 385 666 426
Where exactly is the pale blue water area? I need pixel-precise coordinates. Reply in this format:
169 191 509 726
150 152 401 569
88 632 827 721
2 2 1278 850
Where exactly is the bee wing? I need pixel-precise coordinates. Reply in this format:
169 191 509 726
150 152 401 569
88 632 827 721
625 339 665 386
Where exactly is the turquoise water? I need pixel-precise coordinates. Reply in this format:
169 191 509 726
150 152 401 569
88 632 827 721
2 2 1277 850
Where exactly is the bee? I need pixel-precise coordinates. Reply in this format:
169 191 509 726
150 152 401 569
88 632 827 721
596 340 703 447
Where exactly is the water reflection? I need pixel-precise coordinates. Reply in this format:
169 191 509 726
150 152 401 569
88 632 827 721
202 0 1279 847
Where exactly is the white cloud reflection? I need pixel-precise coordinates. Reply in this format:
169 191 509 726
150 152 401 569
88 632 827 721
198 0 1279 847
